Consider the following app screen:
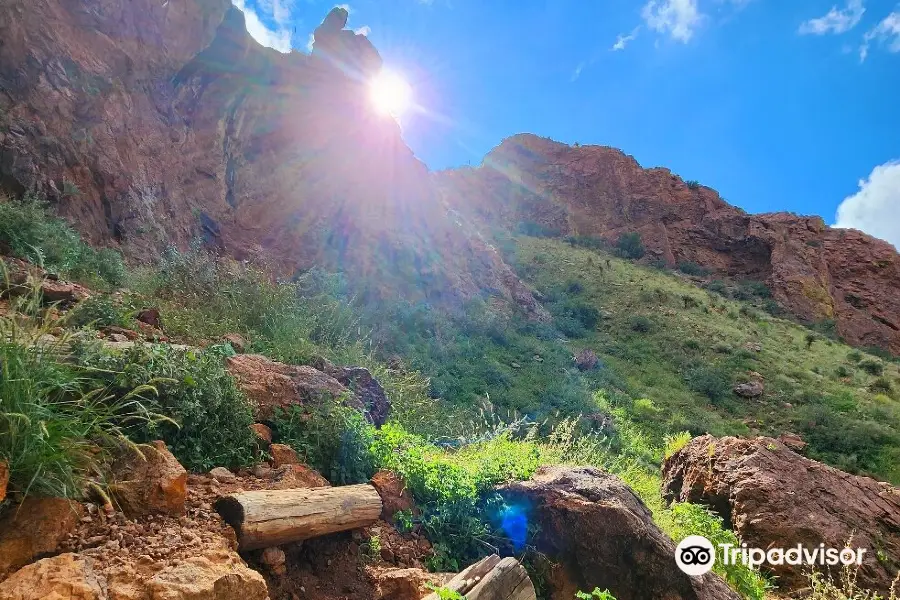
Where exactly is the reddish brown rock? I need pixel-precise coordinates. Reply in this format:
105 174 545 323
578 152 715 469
662 435 900 592
109 440 187 517
501 466 740 600
269 464 330 490
225 354 360 420
143 549 268 600
777 431 807 452
574 348 599 371
222 333 249 353
439 134 900 355
249 423 272 445
733 380 764 398
268 444 300 468
136 308 162 329
0 497 84 578
39 279 91 304
366 566 449 600
370 471 417 522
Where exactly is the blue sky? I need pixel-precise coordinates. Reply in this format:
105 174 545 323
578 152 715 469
231 0 900 248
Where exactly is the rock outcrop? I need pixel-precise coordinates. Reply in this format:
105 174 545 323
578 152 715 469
438 134 900 355
0 0 544 320
0 497 83 579
662 435 900 592
312 358 391 426
501 466 740 600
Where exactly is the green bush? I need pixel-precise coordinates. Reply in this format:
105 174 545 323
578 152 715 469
685 180 701 190
676 261 711 276
273 403 375 485
705 280 728 296
78 343 260 471
859 359 885 376
0 194 126 288
614 232 645 260
629 315 653 333
69 296 134 329
684 365 731 404
870 377 894 396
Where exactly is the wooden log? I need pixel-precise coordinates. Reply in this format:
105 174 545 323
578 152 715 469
423 555 536 600
214 484 382 551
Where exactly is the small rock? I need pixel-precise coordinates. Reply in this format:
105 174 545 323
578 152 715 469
250 423 272 445
136 307 162 328
109 440 187 517
733 380 764 398
269 443 301 468
223 333 250 353
0 460 8 503
260 546 286 575
778 432 808 452
107 332 130 343
510 362 522 369
210 467 237 482
533 354 543 362
574 348 599 371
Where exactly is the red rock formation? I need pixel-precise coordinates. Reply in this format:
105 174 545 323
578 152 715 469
662 435 900 592
0 0 544 318
438 134 900 354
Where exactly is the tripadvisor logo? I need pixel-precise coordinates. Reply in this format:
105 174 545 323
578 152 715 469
675 535 867 576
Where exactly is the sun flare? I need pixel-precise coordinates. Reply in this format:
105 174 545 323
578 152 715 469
369 70 412 118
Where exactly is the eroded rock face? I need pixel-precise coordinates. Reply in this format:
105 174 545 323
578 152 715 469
109 440 188 518
0 553 105 600
370 470 417 522
0 497 84 579
662 435 900 592
438 134 900 355
144 549 268 600
312 358 391 426
500 466 740 600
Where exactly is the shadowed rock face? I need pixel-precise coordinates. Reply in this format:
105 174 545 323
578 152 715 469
0 0 543 317
662 435 900 593
437 134 900 355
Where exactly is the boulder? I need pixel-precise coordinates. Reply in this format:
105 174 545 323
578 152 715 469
259 547 286 576
136 308 162 329
0 497 84 578
210 467 237 483
0 461 8 503
662 435 900 592
777 432 807 452
249 423 272 445
143 549 268 600
268 444 300 468
109 441 187 517
225 354 360 421
0 554 105 600
312 358 391 426
40 279 90 305
732 380 763 398
370 471 417 522
366 566 449 600
500 466 740 600
574 348 599 371
269 464 330 490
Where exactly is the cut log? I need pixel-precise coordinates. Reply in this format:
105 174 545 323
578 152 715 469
423 554 536 600
214 484 382 551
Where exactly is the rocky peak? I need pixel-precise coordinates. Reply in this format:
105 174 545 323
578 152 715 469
311 6 382 78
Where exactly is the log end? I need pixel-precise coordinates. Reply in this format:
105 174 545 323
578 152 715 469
214 494 246 535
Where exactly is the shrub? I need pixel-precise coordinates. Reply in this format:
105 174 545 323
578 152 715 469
563 235 607 250
629 315 653 333
684 365 730 404
664 431 692 459
685 180 701 190
835 365 851 378
0 193 126 288
705 280 728 296
69 295 134 329
273 403 375 485
870 377 894 396
847 350 863 363
614 232 645 260
78 343 260 471
677 261 711 276
859 359 885 376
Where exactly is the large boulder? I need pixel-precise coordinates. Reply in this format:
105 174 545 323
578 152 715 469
312 357 391 426
225 354 361 421
662 435 900 592
143 549 268 600
109 440 187 518
500 466 740 600
0 554 105 600
0 497 84 579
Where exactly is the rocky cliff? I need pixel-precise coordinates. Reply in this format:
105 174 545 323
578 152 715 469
437 134 900 354
0 0 542 315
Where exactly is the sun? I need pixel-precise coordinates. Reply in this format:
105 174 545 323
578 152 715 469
369 70 412 118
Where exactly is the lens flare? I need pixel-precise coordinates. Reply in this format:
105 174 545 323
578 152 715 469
369 70 412 118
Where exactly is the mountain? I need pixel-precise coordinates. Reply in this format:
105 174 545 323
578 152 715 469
437 134 900 354
1 0 898 355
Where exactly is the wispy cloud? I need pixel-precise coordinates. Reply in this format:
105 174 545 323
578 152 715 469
834 159 900 249
570 61 588 82
798 0 865 35
642 0 703 43
354 25 371 36
231 0 294 52
612 26 641 51
860 9 900 60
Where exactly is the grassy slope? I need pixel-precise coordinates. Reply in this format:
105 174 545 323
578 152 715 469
512 236 900 483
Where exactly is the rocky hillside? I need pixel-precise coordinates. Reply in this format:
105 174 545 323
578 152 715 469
436 134 900 355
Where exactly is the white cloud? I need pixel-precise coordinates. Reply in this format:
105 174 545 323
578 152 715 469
571 61 587 81
860 10 900 61
641 0 703 43
354 25 371 36
834 159 900 249
231 0 293 52
612 27 641 51
798 0 865 35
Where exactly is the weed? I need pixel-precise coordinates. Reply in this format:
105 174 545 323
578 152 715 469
614 232 645 260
